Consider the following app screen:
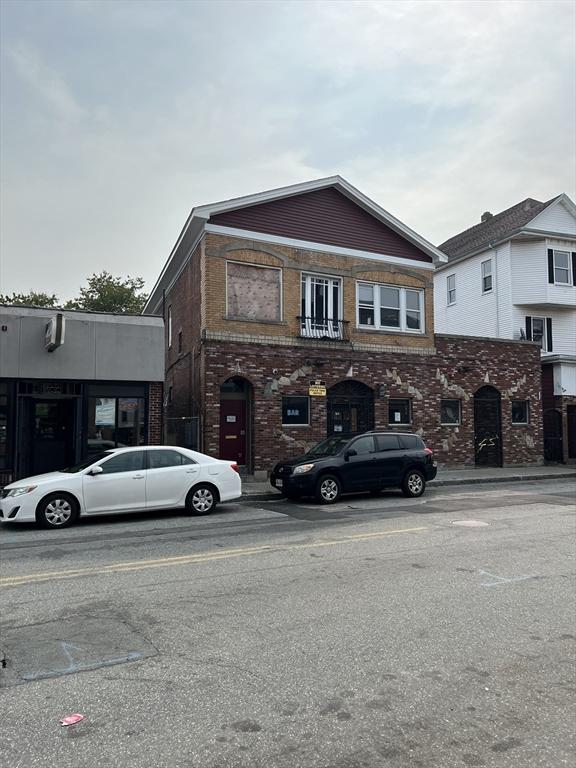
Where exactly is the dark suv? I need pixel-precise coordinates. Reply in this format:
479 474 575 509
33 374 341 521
270 432 437 503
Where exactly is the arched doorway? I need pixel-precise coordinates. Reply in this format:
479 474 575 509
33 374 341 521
219 377 252 467
473 385 502 467
327 380 374 436
543 408 563 463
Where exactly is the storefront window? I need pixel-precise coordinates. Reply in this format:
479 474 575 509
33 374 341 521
87 397 145 455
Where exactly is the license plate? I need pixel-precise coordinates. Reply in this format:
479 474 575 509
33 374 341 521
274 479 283 487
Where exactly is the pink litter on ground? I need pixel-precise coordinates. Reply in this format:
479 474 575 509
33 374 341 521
59 714 85 726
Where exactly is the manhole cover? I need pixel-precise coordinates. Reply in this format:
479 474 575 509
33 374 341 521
452 520 490 527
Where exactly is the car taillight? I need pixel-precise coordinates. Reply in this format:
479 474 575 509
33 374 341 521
424 448 433 456
230 463 240 473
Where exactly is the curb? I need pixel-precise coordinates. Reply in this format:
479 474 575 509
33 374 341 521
240 471 576 500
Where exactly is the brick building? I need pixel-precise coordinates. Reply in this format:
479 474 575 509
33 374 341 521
434 193 576 463
145 177 543 473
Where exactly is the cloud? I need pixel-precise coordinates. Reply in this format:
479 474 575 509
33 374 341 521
0 0 574 299
6 43 86 125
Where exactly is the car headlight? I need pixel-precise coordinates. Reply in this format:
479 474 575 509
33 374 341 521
4 485 38 498
293 464 315 474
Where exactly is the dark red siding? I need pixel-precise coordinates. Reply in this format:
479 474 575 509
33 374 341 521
210 187 432 263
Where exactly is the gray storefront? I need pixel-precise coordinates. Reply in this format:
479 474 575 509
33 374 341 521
0 306 164 484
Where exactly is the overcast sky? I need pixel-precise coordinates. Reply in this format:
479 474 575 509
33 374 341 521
1 0 575 301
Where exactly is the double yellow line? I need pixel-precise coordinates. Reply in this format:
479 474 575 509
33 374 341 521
0 525 427 588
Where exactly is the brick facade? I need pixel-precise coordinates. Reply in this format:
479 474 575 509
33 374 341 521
199 334 542 472
163 229 544 472
147 382 164 445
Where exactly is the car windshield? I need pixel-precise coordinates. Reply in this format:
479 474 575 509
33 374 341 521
306 436 351 457
60 452 114 473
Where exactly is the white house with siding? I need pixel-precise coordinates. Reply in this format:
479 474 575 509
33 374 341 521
434 193 576 463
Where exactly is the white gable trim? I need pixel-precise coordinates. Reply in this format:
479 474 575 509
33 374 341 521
197 175 446 264
204 224 435 270
525 194 576 230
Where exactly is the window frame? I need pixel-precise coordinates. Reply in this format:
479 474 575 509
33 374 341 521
147 448 197 469
225 260 283 322
281 396 310 427
98 450 146 475
481 259 493 294
530 315 548 352
553 249 572 285
388 398 412 425
167 305 172 349
447 274 456 306
440 399 461 426
511 400 530 425
356 282 425 334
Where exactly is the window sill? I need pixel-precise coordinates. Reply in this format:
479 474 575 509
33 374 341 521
224 316 287 326
511 422 530 426
356 326 425 336
282 424 310 428
440 422 461 427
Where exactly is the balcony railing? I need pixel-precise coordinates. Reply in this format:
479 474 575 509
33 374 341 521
298 316 349 341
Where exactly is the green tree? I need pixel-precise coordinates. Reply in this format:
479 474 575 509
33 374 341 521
66 271 147 314
0 291 59 307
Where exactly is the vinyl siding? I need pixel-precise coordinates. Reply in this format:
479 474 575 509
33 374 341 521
510 239 576 307
434 243 512 337
553 361 576 397
511 305 576 355
210 188 433 263
527 200 576 235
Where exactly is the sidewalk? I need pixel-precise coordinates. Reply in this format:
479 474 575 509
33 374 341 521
241 465 576 499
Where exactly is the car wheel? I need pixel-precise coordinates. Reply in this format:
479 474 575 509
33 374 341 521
36 493 79 529
315 474 341 504
187 484 217 516
402 470 426 498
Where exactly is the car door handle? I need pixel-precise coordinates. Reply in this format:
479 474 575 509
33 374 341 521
132 474 145 479
186 468 199 474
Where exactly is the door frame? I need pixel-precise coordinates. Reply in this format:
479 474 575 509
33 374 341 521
473 385 503 467
327 380 375 437
219 377 253 470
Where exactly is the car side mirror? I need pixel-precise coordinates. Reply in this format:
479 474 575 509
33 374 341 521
87 465 103 476
344 449 357 461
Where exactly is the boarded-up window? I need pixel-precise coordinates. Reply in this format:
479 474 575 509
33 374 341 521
226 262 281 321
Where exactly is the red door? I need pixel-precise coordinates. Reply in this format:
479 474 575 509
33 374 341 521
219 400 246 463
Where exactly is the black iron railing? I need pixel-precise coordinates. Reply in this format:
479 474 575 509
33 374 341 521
297 316 349 341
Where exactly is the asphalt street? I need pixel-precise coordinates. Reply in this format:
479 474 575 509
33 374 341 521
1 479 575 768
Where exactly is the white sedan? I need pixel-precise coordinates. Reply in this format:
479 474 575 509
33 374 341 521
0 446 242 529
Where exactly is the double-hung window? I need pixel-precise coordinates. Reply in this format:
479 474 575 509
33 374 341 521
447 274 456 305
481 259 493 293
553 250 571 285
526 315 552 352
301 274 342 338
356 283 424 333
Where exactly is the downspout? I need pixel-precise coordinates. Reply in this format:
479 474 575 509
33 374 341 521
489 242 500 337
